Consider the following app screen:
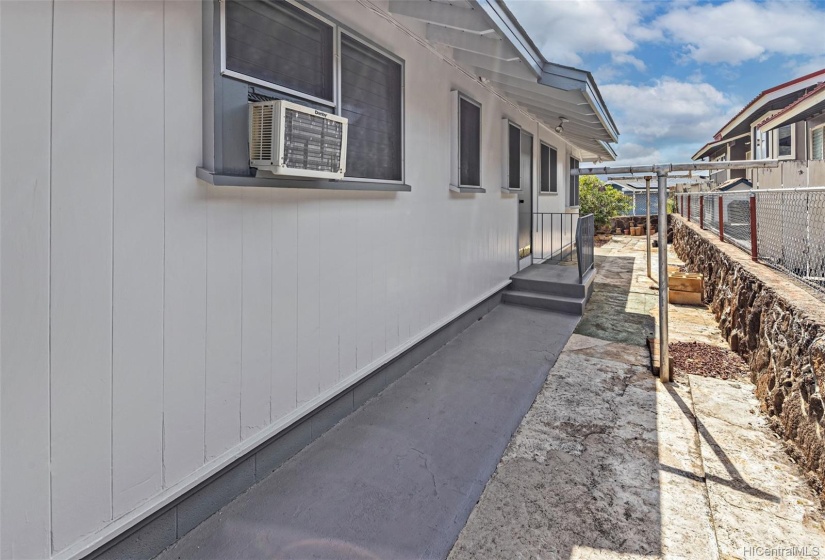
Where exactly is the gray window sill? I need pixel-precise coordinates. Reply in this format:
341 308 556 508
197 168 411 192
450 184 486 194
539 191 559 196
500 186 520 193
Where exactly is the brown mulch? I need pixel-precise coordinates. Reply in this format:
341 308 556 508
669 341 750 380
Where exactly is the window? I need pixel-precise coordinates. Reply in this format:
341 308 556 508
341 35 402 181
777 124 793 158
811 126 824 160
451 92 481 189
218 0 406 186
507 123 521 191
224 0 335 104
569 157 580 206
540 143 557 193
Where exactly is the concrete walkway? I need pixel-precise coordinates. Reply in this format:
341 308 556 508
156 304 579 560
450 236 825 560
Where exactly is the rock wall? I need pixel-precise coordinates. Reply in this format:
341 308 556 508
609 215 665 233
672 216 825 502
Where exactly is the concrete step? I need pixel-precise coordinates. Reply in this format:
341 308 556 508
509 276 586 299
502 290 585 315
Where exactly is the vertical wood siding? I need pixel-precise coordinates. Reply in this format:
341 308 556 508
0 0 578 557
112 0 165 519
1 1 53 557
50 0 115 550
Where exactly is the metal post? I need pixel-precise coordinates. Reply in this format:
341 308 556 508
718 195 725 242
657 172 669 383
750 193 758 261
700 196 704 229
645 176 652 279
687 195 691 222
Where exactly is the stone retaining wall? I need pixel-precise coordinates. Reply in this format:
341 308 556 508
672 215 825 502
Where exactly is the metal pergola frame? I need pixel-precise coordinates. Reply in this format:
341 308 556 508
572 159 780 382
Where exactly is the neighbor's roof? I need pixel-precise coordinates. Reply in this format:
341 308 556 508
715 177 752 192
692 132 750 161
714 68 825 141
386 0 618 161
756 81 825 132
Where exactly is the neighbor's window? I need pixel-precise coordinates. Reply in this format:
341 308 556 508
813 125 824 161
224 0 334 103
569 157 580 206
540 143 557 193
458 95 481 187
341 34 402 181
777 124 793 158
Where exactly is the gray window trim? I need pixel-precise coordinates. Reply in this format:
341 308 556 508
338 30 405 184
207 0 407 190
568 156 580 207
197 167 411 191
500 119 521 193
539 141 557 195
453 91 484 192
220 0 338 107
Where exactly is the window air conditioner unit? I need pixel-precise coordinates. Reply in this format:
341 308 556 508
249 100 348 180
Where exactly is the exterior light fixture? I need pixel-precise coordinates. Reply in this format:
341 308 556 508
555 117 568 134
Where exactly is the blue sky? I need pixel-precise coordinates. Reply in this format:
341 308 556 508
506 0 825 165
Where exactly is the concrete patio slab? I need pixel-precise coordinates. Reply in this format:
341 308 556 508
155 304 579 560
448 334 719 560
689 375 825 557
450 234 825 560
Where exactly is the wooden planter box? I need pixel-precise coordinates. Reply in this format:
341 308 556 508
668 272 703 305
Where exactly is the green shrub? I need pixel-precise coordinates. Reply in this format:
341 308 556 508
579 176 632 228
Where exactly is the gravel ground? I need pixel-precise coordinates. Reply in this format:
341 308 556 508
669 340 750 380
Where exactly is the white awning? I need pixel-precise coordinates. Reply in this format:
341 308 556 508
387 0 619 161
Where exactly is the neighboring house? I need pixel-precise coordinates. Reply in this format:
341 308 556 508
0 1 617 559
693 68 825 188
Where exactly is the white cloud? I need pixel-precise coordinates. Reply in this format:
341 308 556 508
601 78 737 144
654 0 825 65
506 0 656 66
612 53 646 72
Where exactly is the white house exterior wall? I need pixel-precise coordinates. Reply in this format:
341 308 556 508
0 1 579 558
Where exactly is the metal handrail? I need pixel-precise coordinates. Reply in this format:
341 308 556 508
532 212 578 263
576 213 595 280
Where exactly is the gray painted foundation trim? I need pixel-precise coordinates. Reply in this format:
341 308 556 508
196 167 412 192
85 288 505 560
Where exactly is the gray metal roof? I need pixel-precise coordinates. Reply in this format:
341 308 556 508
387 0 619 161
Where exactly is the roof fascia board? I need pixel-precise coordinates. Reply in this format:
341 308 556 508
692 132 750 160
473 0 543 76
718 73 825 139
759 90 825 132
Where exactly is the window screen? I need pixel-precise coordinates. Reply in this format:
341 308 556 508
540 144 557 193
570 157 580 206
225 0 334 102
813 127 824 160
778 124 792 157
508 124 521 190
459 98 481 186
341 35 402 181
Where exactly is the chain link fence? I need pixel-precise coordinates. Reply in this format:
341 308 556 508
627 191 660 216
677 189 825 295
